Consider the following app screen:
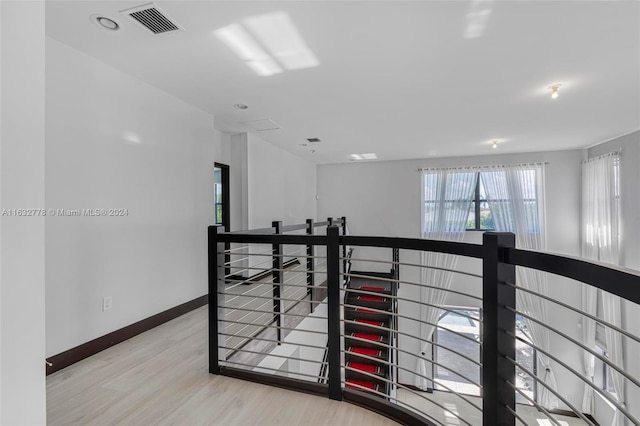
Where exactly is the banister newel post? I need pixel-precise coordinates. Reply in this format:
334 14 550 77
272 221 283 344
208 225 225 374
326 225 342 401
482 232 516 425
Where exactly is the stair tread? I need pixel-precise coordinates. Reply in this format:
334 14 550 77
347 277 392 294
355 307 387 313
358 295 386 302
355 319 385 326
360 285 386 292
344 274 394 399
346 379 379 391
346 297 392 311
344 320 389 339
351 332 384 342
348 347 384 357
347 362 382 374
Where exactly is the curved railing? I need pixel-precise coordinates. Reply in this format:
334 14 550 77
209 220 640 426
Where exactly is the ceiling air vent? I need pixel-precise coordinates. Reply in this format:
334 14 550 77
306 138 322 143
242 119 281 132
120 3 181 35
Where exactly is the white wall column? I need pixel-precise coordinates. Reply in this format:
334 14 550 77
0 1 47 423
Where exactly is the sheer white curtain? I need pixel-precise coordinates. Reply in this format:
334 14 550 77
581 153 624 425
480 163 559 410
603 298 625 426
580 283 597 414
415 168 478 390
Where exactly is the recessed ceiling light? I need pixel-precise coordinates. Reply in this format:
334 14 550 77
234 103 248 110
91 15 120 31
492 140 498 149
549 84 562 99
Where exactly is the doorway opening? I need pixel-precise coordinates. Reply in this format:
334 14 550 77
214 163 230 231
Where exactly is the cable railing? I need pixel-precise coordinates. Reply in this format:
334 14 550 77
209 220 640 426
209 218 345 387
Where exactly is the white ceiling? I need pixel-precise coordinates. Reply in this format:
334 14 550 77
46 1 640 164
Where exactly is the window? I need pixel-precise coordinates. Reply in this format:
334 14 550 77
214 179 223 225
582 153 622 402
422 170 478 236
466 175 494 231
422 169 540 233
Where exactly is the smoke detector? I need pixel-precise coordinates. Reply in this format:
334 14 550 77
90 15 120 31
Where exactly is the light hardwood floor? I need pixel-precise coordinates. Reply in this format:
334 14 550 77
46 306 397 425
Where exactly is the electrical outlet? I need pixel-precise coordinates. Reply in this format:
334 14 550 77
102 296 113 312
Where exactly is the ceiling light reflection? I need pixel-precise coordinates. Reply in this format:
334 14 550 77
215 12 318 76
215 23 283 76
245 12 318 71
247 59 282 77
464 0 493 39
350 153 377 160
123 131 142 144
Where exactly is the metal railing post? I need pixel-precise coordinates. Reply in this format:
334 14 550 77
392 247 399 281
272 221 283 344
341 216 347 274
482 232 516 425
306 218 315 313
208 225 225 374
326 225 342 401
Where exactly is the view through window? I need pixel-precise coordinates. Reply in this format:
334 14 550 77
214 166 223 225
434 308 535 404
466 176 494 230
423 169 540 232
434 308 481 396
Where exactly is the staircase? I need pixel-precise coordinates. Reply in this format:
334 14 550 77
344 275 394 396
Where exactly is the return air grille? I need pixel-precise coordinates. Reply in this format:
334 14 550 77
121 3 180 34
241 119 281 132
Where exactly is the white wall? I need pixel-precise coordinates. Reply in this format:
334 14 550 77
318 150 582 251
0 1 47 423
215 132 232 168
225 132 318 276
317 149 586 407
230 133 248 232
588 130 640 423
247 133 317 229
45 38 218 356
